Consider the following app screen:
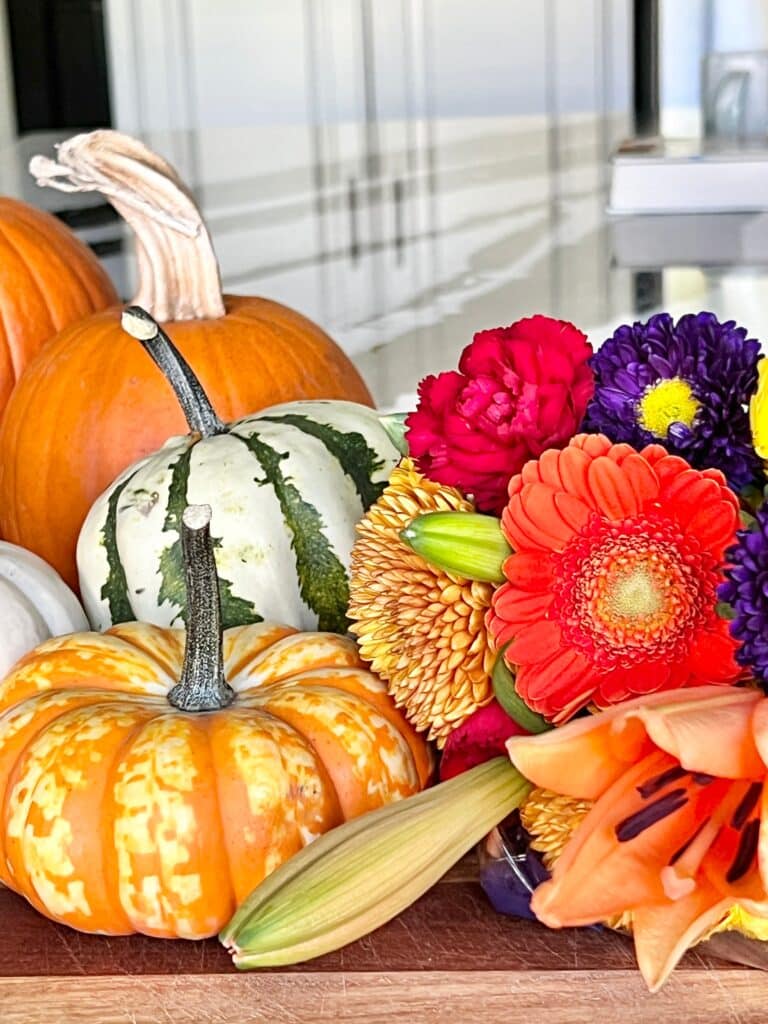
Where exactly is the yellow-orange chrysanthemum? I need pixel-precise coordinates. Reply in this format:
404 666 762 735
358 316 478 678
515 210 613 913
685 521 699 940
348 458 495 746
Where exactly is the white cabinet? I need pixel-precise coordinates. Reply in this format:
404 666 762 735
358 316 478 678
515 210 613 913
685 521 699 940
102 0 631 378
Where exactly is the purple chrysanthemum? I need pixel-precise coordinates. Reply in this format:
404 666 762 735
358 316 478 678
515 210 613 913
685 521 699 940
719 507 768 686
583 311 762 491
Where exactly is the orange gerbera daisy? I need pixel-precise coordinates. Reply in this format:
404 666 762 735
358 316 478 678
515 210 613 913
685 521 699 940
487 433 742 722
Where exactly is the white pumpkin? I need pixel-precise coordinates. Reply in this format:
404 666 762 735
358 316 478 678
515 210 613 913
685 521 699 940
0 541 88 676
77 308 402 634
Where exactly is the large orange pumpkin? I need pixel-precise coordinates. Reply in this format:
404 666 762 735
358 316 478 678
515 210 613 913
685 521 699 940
0 131 371 587
0 505 431 937
0 196 117 415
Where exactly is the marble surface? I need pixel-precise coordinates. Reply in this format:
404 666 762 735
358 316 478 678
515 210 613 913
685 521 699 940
15 117 768 410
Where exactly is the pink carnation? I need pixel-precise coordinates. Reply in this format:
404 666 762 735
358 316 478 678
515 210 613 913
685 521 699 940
406 316 594 514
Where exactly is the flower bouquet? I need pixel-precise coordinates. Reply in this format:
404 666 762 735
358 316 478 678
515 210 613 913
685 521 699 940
3 129 768 1004
222 309 768 993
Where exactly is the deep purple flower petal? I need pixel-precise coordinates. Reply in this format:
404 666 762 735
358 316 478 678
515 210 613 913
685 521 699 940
720 505 768 686
583 311 762 491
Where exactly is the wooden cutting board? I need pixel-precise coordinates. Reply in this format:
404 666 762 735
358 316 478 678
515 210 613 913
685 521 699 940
1 860 766 1024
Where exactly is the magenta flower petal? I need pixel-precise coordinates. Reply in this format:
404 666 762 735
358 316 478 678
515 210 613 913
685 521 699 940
406 317 594 514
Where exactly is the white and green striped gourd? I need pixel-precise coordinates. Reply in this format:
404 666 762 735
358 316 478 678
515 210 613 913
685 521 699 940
77 307 403 634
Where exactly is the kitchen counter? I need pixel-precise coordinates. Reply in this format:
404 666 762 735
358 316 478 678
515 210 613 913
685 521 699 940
1 859 765 1024
6 118 768 1022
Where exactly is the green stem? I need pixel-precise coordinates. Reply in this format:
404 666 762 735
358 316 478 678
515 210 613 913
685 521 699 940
167 504 235 712
378 412 409 456
121 305 226 438
492 647 552 734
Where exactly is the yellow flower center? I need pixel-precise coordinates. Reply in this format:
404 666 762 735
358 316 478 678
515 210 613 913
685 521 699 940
637 377 700 438
750 357 768 460
605 564 663 620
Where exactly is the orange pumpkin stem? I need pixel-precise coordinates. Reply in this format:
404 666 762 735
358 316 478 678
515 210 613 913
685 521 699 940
29 130 225 322
168 504 235 713
122 306 225 437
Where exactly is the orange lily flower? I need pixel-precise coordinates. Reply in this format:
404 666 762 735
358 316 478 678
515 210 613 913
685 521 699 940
508 685 768 991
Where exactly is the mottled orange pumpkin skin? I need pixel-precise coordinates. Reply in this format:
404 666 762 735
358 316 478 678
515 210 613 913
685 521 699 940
0 622 432 938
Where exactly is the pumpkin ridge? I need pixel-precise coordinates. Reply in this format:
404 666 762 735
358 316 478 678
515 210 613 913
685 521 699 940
1 705 84 912
260 414 386 508
6 633 175 701
222 624 298 680
0 228 49 385
1 207 92 320
3 201 111 310
233 431 350 633
0 221 57 358
202 710 269 903
225 630 363 688
201 713 238 918
2 699 146 916
261 687 420 812
88 708 152 931
106 713 200 935
0 285 17 383
239 673 422 784
233 694 355 820
106 623 186 684
0 692 100 884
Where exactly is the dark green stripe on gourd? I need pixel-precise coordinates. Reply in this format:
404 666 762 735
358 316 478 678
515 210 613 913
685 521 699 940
157 445 262 629
236 430 350 633
116 306 367 634
157 447 193 624
99 473 137 624
261 414 386 509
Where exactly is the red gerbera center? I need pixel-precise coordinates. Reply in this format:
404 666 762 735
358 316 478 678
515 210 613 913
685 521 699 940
486 434 742 722
551 511 717 669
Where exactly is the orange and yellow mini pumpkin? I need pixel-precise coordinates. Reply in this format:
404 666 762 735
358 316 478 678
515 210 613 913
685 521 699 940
0 505 431 937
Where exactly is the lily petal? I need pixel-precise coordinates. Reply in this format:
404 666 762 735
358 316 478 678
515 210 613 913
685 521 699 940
748 699 768 773
628 688 763 779
508 686 742 800
531 751 712 926
633 883 731 993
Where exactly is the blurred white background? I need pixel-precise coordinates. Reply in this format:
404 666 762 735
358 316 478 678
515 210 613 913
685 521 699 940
1 1 768 403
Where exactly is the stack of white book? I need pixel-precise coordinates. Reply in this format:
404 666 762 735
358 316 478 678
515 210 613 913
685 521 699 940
609 138 768 214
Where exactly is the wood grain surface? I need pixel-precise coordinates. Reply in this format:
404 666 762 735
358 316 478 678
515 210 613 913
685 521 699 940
1 865 766 1023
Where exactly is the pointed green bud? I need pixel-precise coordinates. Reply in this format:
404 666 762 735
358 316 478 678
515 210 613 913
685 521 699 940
492 648 552 734
401 511 511 583
378 411 409 455
716 600 737 621
740 509 757 530
220 758 530 968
